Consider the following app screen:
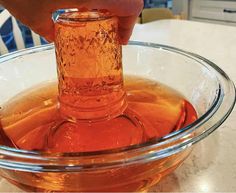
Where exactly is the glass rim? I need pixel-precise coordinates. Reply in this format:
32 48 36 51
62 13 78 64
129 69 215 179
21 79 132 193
53 9 114 23
0 41 235 172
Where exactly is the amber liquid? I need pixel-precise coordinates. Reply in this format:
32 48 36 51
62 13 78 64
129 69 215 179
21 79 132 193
0 76 197 192
0 76 197 152
0 11 198 192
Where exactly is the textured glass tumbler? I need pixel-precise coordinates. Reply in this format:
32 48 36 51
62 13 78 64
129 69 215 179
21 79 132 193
54 10 127 121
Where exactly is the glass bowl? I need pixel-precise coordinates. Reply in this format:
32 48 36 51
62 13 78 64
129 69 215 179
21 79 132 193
0 42 235 192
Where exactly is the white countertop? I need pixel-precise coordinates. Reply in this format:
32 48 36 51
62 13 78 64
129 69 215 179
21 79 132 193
131 19 236 192
0 19 236 192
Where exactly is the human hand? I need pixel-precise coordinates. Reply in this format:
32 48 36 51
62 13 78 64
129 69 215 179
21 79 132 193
1 0 143 44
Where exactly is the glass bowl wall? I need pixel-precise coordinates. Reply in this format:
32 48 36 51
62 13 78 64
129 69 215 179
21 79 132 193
0 42 235 192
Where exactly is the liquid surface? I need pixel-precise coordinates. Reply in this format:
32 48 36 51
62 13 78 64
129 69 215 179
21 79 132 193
0 76 197 153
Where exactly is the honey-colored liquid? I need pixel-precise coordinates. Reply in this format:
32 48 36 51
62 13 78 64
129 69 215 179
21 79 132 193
0 76 197 192
0 76 197 153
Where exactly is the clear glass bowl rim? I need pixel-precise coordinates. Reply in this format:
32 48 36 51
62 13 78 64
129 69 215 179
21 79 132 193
0 41 235 172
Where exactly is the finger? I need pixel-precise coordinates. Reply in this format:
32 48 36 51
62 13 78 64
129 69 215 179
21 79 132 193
118 15 139 44
41 19 55 42
30 14 55 42
47 0 143 42
54 0 143 16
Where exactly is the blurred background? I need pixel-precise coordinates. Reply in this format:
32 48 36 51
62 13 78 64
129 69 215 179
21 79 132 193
0 5 47 54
